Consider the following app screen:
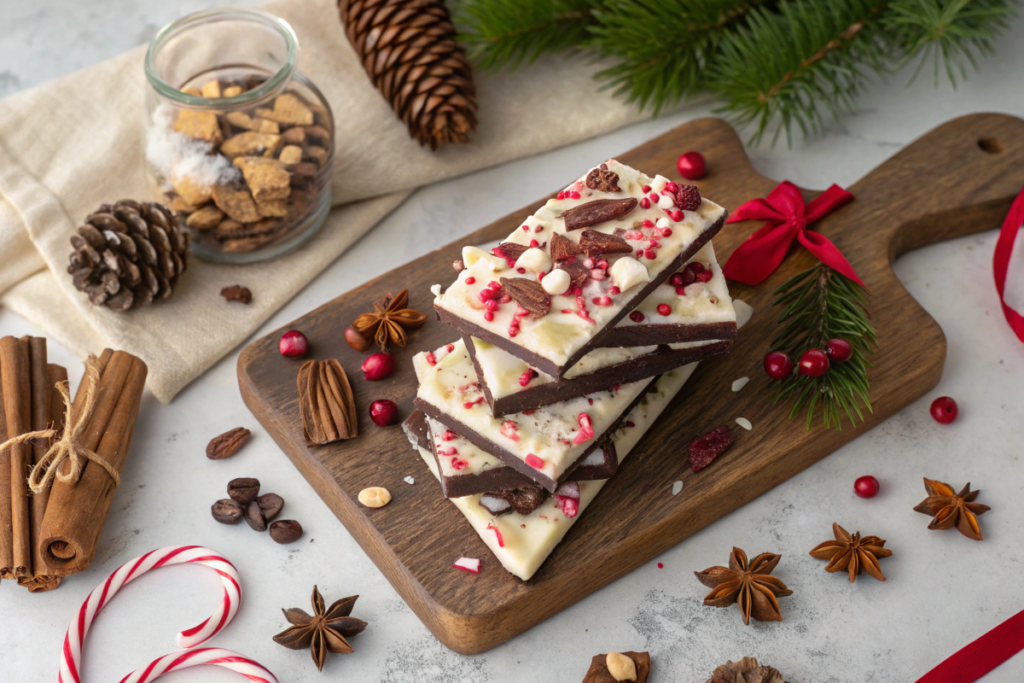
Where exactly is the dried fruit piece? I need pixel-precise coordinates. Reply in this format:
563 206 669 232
206 427 252 459
298 359 358 445
220 285 252 304
675 184 702 211
585 165 621 193
562 198 638 231
579 229 633 257
358 487 391 508
499 277 550 317
689 426 732 472
550 232 580 262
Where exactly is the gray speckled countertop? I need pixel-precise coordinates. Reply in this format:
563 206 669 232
3 2 1024 682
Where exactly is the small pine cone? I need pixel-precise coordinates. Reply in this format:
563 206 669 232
68 200 189 312
340 0 477 150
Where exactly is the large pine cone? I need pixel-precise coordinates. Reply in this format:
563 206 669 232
68 200 189 312
341 0 477 150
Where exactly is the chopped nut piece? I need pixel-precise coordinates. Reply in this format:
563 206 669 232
282 127 306 145
223 85 243 98
358 487 391 508
171 175 212 207
214 219 244 235
186 205 225 230
256 198 288 217
173 110 222 143
221 285 253 304
606 652 637 681
211 184 262 223
225 111 257 130
304 125 331 146
181 86 202 97
583 652 650 683
305 146 328 165
279 145 303 165
221 131 282 158
257 119 280 134
233 156 291 202
256 92 314 125
207 427 251 458
200 79 221 98
167 194 200 214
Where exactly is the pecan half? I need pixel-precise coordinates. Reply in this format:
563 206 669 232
558 259 590 288
585 164 620 193
550 232 580 262
207 427 252 459
493 242 529 264
579 229 633 257
562 198 638 231
499 277 550 317
298 359 358 445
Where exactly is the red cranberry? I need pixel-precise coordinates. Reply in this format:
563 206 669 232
369 399 398 426
763 351 794 380
279 330 308 358
657 303 671 316
670 273 684 287
629 311 645 323
930 396 958 424
854 475 880 499
676 151 707 180
798 348 830 377
361 352 395 381
826 338 853 362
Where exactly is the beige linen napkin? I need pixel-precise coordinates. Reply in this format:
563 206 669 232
0 0 651 402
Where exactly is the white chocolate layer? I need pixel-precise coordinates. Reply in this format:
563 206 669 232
426 416 506 478
434 159 727 369
415 340 651 483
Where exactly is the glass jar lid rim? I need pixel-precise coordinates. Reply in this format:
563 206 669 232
144 7 299 108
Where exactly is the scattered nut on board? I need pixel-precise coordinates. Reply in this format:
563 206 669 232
358 487 391 508
606 652 637 681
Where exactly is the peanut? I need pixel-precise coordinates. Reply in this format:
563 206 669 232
358 487 391 508
606 652 637 682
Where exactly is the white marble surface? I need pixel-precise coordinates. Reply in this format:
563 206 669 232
3 2 1024 681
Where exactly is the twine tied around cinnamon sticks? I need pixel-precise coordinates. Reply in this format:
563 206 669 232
0 355 120 493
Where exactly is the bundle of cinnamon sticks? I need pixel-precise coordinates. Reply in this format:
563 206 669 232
0 337 147 592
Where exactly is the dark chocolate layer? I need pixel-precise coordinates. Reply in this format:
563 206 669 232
466 336 733 417
434 210 727 378
596 320 737 348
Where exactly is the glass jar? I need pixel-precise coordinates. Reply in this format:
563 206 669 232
143 8 334 263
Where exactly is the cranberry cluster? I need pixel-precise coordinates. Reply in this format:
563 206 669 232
763 338 853 381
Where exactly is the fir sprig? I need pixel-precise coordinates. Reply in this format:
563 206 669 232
454 0 1018 145
770 264 876 430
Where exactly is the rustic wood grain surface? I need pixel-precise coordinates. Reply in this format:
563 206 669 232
238 114 1024 654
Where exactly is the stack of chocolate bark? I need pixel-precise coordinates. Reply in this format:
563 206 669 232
402 159 740 580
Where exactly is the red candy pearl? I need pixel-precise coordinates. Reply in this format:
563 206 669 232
826 338 853 362
361 352 396 381
657 303 672 316
676 151 706 180
279 330 308 358
369 399 398 426
763 351 794 380
798 348 830 377
854 475 880 498
930 396 958 424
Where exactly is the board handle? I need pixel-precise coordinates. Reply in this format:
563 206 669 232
822 113 1024 266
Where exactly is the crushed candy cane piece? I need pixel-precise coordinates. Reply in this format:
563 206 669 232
486 522 505 547
453 557 480 574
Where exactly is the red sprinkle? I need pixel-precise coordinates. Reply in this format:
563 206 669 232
592 296 612 306
518 369 537 387
529 239 539 248
525 454 544 469
641 184 651 193
670 273 684 287
441 430 456 441
657 562 664 569
659 227 673 237
657 303 672 316
664 181 679 193
639 197 651 209
522 409 535 415
485 299 498 311
500 420 521 442
465 276 476 285
629 311 645 323
426 351 437 366
676 286 688 296
642 219 654 228
625 421 635 428
608 286 620 296
516 267 526 274
521 224 529 232
483 311 494 322
644 249 656 260
487 522 505 547
670 210 684 222
446 344 455 352
557 191 565 200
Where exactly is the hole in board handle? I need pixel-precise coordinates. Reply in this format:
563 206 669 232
978 138 1005 154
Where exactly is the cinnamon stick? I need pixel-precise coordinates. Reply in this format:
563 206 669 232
38 350 147 575
0 352 10 580
0 336 33 580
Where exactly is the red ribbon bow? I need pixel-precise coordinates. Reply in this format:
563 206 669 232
721 181 861 286
993 186 1024 344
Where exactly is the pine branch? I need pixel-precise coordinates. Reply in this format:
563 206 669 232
770 264 876 430
589 0 764 113
454 0 605 70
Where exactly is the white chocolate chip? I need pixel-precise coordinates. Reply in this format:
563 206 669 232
657 193 675 210
515 247 552 274
606 652 637 682
732 377 750 392
650 175 669 192
358 487 391 508
656 217 670 229
609 257 650 293
403 476 415 485
542 268 571 296
735 417 752 431
462 246 506 271
430 284 442 298
733 299 754 329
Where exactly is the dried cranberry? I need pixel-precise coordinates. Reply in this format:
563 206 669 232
675 184 702 211
688 426 732 472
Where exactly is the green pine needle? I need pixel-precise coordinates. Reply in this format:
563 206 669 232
770 264 876 430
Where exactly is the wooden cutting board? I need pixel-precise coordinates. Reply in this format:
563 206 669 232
238 114 1024 654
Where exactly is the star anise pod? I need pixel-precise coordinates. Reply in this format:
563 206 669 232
913 478 991 541
352 289 427 351
809 523 892 582
273 586 367 672
706 657 788 683
694 547 793 625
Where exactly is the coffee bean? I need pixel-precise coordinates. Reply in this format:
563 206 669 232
244 500 267 531
269 520 303 544
256 493 284 521
227 477 260 504
212 499 244 524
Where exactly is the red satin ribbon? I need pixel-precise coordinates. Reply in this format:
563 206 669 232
916 608 1024 682
993 186 1024 344
721 181 860 286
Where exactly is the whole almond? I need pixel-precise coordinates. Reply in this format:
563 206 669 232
358 487 391 508
207 427 251 459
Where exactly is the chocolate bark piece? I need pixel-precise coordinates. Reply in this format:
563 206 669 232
550 232 580 262
434 210 726 379
582 651 651 683
500 277 550 317
585 165 620 193
579 229 632 257
562 198 638 231
567 441 617 481
467 336 733 416
599 321 737 348
485 486 547 516
414 374 655 493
